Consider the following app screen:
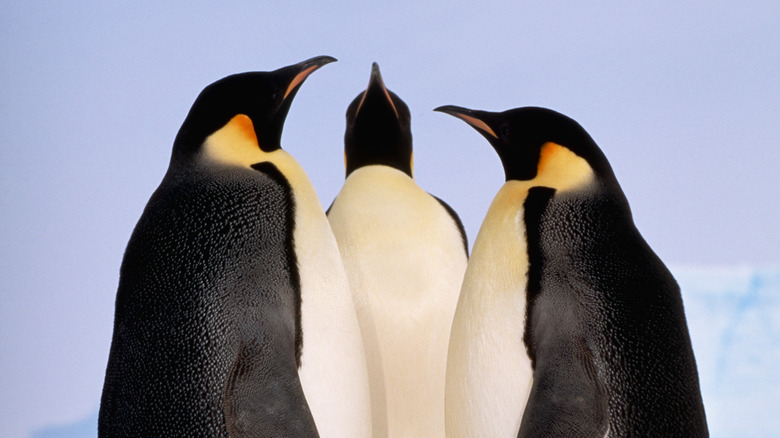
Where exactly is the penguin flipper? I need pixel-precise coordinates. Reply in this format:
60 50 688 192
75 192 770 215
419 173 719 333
224 340 319 438
431 194 469 256
517 337 608 438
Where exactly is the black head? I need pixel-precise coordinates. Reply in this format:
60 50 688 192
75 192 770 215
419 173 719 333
172 56 336 161
344 63 413 178
435 106 616 187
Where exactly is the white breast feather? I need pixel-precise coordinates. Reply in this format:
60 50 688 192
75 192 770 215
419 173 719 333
445 181 535 438
202 123 372 437
328 166 468 438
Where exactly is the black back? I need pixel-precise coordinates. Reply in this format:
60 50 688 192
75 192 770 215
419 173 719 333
99 165 317 437
99 56 334 437
520 185 708 437
436 104 707 436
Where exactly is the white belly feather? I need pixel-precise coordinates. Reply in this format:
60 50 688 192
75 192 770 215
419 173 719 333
445 181 535 438
274 151 373 438
202 121 372 437
328 166 468 438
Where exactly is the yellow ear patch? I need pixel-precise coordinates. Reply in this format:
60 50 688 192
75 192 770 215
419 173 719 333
534 142 594 192
202 114 266 167
538 142 564 173
231 114 259 143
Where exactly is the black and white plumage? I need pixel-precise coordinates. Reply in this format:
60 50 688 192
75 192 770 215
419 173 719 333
99 56 371 437
436 105 708 437
327 64 468 437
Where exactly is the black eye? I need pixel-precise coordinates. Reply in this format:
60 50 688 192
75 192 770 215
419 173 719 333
501 125 511 137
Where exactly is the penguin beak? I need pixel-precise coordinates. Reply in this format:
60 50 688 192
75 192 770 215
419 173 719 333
434 105 499 139
356 62 399 118
255 56 335 152
282 55 337 101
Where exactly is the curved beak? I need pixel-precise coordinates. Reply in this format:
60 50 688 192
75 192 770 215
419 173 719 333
256 56 336 151
282 55 337 100
434 105 498 139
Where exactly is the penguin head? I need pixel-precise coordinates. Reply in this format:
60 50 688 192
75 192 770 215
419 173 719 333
344 63 413 178
172 55 336 164
435 105 616 192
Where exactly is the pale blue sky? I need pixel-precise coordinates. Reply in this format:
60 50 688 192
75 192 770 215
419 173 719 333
1 1 778 436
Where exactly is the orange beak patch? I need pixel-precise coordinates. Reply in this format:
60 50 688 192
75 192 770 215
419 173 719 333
455 113 498 139
381 86 399 118
355 75 399 118
284 65 318 100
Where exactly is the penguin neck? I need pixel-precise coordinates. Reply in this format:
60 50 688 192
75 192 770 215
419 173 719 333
332 165 426 262
342 165 417 196
470 181 531 278
200 120 344 340
259 150 339 292
449 180 535 437
499 142 597 194
263 149 322 222
464 181 533 340
344 147 413 178
199 116 325 228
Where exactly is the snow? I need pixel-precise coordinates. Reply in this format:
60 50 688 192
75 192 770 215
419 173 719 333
677 266 780 436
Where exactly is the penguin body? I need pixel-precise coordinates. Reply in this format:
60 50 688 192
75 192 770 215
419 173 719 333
99 57 371 437
327 64 468 437
437 105 707 437
443 180 535 437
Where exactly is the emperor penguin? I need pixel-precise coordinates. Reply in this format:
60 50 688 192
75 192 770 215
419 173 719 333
327 63 469 437
99 56 372 437
435 105 708 437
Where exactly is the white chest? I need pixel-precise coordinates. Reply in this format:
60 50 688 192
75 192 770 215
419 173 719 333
328 166 468 437
201 130 372 437
274 154 372 438
445 181 535 438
